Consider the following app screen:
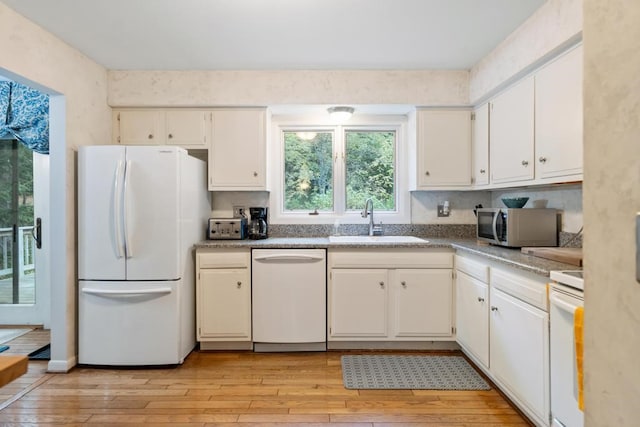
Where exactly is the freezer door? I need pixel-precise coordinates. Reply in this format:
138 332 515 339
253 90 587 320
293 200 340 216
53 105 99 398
124 146 181 280
78 146 127 280
78 280 181 365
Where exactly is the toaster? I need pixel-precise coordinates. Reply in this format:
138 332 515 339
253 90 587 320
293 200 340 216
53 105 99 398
207 218 247 240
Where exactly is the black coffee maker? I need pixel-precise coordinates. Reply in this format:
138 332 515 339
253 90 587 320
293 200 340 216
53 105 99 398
248 207 268 239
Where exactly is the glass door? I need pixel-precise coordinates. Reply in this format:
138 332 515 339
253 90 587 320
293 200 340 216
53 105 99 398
0 139 36 308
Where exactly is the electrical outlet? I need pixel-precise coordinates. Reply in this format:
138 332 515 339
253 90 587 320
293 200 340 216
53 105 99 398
233 206 246 218
437 203 450 217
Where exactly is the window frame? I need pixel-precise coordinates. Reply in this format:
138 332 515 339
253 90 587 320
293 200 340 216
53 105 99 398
269 114 410 224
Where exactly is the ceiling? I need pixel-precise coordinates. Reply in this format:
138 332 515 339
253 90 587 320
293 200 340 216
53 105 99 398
2 0 545 70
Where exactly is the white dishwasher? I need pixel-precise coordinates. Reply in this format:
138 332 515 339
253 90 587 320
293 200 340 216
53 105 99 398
252 249 327 352
549 270 584 427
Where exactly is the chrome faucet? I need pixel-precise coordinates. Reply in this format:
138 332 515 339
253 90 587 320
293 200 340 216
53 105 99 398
361 198 383 236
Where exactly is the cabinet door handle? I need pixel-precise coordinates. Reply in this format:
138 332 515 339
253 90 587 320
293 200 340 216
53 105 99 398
168 133 173 139
237 281 242 288
425 171 430 176
477 297 485 302
379 281 385 289
479 169 486 174
401 281 407 288
538 156 547 163
148 134 154 139
521 160 529 166
490 306 498 311
253 171 258 177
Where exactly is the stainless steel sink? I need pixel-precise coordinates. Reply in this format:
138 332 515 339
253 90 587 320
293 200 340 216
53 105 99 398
328 235 427 244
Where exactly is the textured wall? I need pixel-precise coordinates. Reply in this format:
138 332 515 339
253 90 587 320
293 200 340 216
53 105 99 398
583 1 640 425
108 70 469 107
469 0 582 103
0 3 110 370
492 185 583 232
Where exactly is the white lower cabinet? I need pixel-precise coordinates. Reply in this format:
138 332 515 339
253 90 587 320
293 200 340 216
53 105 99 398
199 269 251 339
196 249 252 349
455 269 489 368
328 249 454 342
455 253 550 426
330 269 388 338
392 269 453 337
490 286 549 425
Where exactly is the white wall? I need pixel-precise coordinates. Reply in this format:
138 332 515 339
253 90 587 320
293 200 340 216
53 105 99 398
583 1 640 425
469 0 582 104
0 3 111 371
491 185 583 232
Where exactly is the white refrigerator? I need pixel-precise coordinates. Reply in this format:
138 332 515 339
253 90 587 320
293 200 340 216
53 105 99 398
77 145 210 366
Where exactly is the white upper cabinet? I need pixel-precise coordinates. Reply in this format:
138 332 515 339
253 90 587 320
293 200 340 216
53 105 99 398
114 109 209 148
472 103 490 187
534 44 583 181
164 110 209 149
115 110 162 145
415 109 472 188
209 108 267 191
489 76 535 185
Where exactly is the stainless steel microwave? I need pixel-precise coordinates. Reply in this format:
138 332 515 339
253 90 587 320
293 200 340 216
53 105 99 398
476 208 558 247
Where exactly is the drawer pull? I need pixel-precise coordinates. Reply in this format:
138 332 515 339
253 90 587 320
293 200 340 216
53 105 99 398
379 281 385 289
477 297 485 302
401 281 407 288
490 306 498 312
237 281 242 288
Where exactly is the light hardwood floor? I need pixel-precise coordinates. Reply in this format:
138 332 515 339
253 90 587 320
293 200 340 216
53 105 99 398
0 350 532 426
0 327 50 356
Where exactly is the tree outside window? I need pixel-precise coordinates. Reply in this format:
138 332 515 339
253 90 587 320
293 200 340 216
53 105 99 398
283 128 396 214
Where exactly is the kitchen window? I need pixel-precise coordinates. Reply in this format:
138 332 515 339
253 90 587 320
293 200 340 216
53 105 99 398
270 115 410 224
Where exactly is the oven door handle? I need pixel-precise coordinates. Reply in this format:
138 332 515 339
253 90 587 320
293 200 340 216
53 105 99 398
550 293 581 314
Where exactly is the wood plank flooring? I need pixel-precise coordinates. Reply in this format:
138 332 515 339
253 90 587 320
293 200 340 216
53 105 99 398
0 328 50 356
0 350 533 425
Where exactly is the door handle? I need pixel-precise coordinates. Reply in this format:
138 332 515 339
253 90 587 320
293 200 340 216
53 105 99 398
31 217 42 249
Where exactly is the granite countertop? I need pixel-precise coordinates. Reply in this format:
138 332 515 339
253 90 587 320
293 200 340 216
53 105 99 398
195 237 581 277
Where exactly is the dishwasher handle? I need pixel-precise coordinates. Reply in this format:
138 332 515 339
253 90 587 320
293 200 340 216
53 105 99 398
253 254 325 262
550 293 581 314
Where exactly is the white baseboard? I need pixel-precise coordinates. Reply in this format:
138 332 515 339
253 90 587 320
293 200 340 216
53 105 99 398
47 355 76 373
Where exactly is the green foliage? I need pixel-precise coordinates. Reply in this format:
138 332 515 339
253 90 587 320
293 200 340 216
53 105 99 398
345 131 395 210
283 130 396 213
284 132 334 211
0 140 34 228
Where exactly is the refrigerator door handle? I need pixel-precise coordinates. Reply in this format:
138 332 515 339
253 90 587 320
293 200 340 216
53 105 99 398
81 287 172 296
123 160 133 258
113 160 125 258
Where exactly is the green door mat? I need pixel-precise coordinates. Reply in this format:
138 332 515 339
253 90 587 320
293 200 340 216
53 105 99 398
341 355 490 390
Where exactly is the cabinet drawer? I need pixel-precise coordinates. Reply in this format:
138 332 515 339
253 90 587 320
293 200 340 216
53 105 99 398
455 255 489 283
330 249 453 269
490 268 548 311
197 250 250 269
